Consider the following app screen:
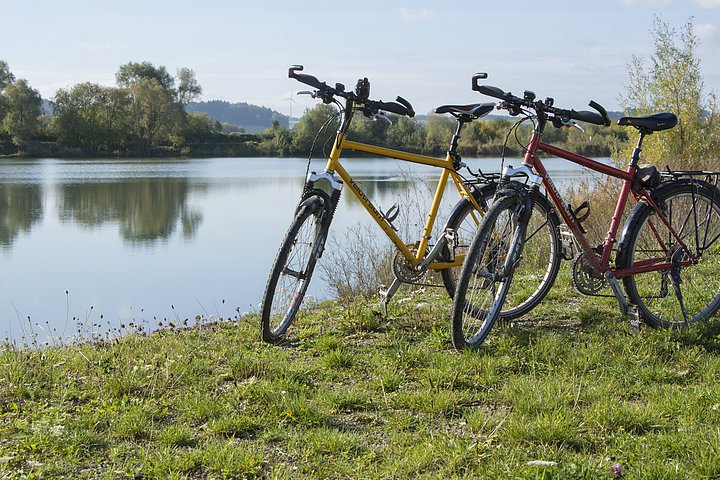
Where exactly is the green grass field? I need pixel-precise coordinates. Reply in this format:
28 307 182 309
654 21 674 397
2 274 720 479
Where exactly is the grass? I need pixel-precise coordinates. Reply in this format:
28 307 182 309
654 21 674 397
2 272 720 478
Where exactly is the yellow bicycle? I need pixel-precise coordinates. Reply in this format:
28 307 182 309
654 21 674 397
260 66 561 343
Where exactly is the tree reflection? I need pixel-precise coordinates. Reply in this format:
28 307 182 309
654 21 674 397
0 184 43 247
59 179 202 244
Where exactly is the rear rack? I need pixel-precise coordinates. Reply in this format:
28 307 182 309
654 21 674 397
660 166 720 190
463 165 502 185
661 167 720 179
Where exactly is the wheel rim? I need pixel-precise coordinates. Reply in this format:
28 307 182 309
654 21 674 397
267 210 322 336
459 205 516 345
629 190 720 326
448 195 557 319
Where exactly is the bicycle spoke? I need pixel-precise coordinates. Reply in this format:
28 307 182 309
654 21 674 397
623 183 720 328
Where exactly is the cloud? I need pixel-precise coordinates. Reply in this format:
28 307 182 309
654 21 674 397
617 0 720 6
692 0 720 7
616 0 677 6
695 22 720 42
399 7 437 23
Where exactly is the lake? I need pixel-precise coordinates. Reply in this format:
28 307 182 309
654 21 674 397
0 156 609 344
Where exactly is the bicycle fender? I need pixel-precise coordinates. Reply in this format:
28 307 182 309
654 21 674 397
297 188 340 233
297 188 329 213
497 180 529 201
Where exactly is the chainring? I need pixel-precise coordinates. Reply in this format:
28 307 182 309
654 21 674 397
392 245 427 284
571 252 606 295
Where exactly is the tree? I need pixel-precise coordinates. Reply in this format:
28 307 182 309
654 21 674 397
128 79 183 151
176 67 202 105
620 17 711 167
3 78 42 147
291 104 339 155
52 82 132 151
0 60 14 91
0 60 15 131
115 61 202 152
116 61 175 91
424 114 454 155
385 116 425 152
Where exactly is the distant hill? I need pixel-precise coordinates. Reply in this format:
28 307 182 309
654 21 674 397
186 101 288 133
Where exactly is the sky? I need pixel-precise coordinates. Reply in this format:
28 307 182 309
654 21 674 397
2 0 720 117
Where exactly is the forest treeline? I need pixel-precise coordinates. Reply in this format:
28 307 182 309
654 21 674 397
0 18 718 165
185 100 289 133
0 58 627 159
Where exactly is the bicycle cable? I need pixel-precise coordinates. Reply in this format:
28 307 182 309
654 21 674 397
303 107 343 182
500 114 532 174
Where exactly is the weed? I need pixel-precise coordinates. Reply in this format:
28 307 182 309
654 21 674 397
2 289 720 477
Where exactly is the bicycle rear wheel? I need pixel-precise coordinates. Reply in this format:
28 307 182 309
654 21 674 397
619 180 720 328
442 187 560 319
451 194 532 350
260 195 329 343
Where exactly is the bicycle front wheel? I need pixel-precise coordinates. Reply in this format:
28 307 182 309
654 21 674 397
452 194 530 350
442 188 560 319
260 195 329 343
619 181 720 328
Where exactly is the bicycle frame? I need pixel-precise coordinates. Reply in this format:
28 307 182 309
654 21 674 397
520 132 693 278
319 132 484 270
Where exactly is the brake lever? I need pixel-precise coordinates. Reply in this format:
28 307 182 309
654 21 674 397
372 111 393 125
297 90 313 96
567 121 585 133
505 103 523 116
551 115 585 132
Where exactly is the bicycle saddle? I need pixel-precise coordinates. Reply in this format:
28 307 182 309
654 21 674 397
435 103 495 119
618 112 677 132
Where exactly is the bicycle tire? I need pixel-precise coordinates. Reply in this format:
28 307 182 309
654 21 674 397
260 195 329 343
618 180 720 328
442 187 561 319
451 193 533 350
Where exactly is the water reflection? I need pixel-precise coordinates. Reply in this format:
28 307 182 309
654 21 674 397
58 179 202 244
0 157 608 343
0 184 43 248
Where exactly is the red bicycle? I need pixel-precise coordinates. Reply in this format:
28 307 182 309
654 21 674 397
452 76 720 350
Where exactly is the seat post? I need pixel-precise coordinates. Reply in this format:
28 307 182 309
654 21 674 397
448 117 468 168
630 130 648 168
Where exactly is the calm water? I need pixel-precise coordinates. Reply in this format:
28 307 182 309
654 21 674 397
0 156 609 343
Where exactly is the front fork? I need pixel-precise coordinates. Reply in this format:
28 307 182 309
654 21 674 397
301 170 343 258
499 164 639 328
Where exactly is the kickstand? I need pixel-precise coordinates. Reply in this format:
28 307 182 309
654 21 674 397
628 304 641 333
378 277 402 317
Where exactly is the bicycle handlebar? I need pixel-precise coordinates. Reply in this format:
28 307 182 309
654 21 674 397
569 108 607 126
395 96 416 118
472 75 611 127
288 65 415 118
288 65 327 90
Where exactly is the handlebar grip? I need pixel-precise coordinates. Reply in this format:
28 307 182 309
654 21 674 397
471 72 489 92
396 96 415 117
288 65 327 90
377 101 409 116
475 84 509 100
589 100 611 127
294 73 327 90
569 109 606 126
